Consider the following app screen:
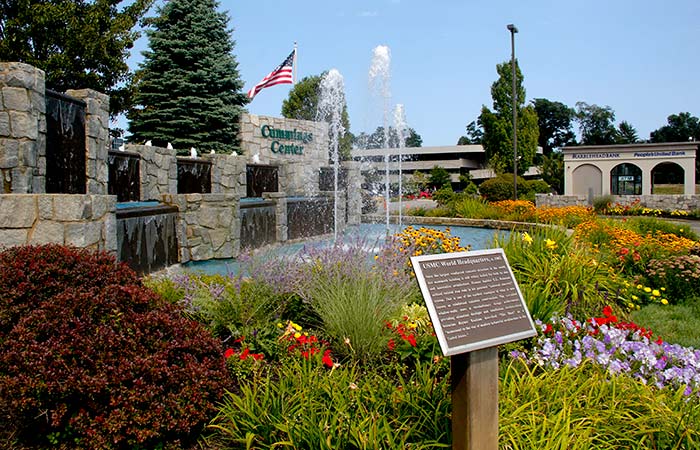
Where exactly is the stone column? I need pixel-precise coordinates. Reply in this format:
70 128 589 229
133 144 177 200
343 161 362 225
263 191 287 242
0 62 46 193
67 89 109 195
208 153 245 195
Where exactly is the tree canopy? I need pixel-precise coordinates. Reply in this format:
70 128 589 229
479 60 539 174
616 121 639 144
575 102 619 145
281 73 353 160
532 98 577 154
0 0 153 116
126 0 247 154
354 126 422 149
649 112 700 143
457 120 483 145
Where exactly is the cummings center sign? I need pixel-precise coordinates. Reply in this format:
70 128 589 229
411 248 536 356
260 125 313 155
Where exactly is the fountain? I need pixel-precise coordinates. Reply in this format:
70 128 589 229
108 150 140 202
177 158 212 194
45 90 87 194
369 45 392 232
317 69 346 241
393 104 409 226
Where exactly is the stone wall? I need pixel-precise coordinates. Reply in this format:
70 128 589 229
0 62 46 193
67 89 110 194
161 193 240 262
0 194 116 252
536 193 700 211
239 113 328 197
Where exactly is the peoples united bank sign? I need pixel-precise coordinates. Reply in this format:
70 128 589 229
260 125 313 155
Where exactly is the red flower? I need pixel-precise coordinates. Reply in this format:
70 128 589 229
224 348 235 359
322 349 334 368
602 305 614 317
619 247 630 256
388 339 396 351
544 323 553 335
239 348 250 360
404 334 417 347
251 353 264 361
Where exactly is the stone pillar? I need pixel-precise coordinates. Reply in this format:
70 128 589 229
263 191 287 242
133 144 177 200
208 153 246 195
0 62 46 193
343 161 362 225
67 89 110 195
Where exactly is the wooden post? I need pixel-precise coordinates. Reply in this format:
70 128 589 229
451 346 499 450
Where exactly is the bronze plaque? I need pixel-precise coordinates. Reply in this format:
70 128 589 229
411 249 536 356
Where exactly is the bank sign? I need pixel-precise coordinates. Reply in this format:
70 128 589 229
260 125 313 155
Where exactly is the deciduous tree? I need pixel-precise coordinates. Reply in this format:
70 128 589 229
0 0 153 116
649 112 700 143
532 98 577 154
282 74 353 160
575 102 618 145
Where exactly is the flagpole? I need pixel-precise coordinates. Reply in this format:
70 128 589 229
293 41 298 84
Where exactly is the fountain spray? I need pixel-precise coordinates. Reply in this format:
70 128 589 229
393 104 409 226
317 69 346 242
369 45 391 233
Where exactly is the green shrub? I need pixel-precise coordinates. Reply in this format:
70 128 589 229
432 185 455 206
425 206 453 217
479 173 527 202
207 361 450 449
0 245 226 449
498 228 621 320
592 195 614 213
500 360 700 449
453 196 500 219
645 255 700 300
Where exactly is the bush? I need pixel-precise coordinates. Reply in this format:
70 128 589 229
479 173 527 202
0 244 227 449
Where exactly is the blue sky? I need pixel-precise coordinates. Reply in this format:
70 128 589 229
122 0 700 146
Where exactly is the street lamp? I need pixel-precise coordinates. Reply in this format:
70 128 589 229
507 23 518 200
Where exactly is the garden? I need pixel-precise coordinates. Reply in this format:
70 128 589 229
1 201 700 449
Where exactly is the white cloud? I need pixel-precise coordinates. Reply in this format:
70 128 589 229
359 10 379 17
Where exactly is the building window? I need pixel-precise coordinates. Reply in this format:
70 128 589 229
610 163 642 195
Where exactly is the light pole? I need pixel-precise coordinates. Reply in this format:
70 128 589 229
507 23 518 200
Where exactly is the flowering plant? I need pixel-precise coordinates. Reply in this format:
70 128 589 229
512 306 700 396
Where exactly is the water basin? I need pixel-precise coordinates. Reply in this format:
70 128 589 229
183 223 509 276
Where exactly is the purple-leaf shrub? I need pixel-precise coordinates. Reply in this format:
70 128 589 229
0 244 227 449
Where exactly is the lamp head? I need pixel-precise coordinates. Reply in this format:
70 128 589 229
507 24 518 33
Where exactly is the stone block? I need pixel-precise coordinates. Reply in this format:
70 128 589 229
0 112 10 136
2 87 31 111
38 196 53 219
197 207 218 229
0 228 29 247
209 229 229 250
104 214 117 253
65 221 102 247
30 220 64 244
9 111 37 139
190 244 213 261
213 240 233 259
53 195 91 221
18 140 37 167
0 195 36 227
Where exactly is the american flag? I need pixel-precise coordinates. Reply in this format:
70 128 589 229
247 49 295 100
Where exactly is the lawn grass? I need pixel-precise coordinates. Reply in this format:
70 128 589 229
631 297 700 349
651 184 700 194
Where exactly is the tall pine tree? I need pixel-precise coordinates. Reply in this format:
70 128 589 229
127 0 247 154
479 61 539 175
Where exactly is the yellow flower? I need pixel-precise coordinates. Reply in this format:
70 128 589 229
661 287 666 291
631 295 639 300
374 255 379 260
294 332 301 339
652 289 660 297
644 287 651 293
636 284 643 290
661 299 668 305
522 232 533 245
292 322 302 331
545 239 557 250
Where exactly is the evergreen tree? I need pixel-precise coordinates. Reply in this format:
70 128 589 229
479 61 539 174
127 0 247 154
